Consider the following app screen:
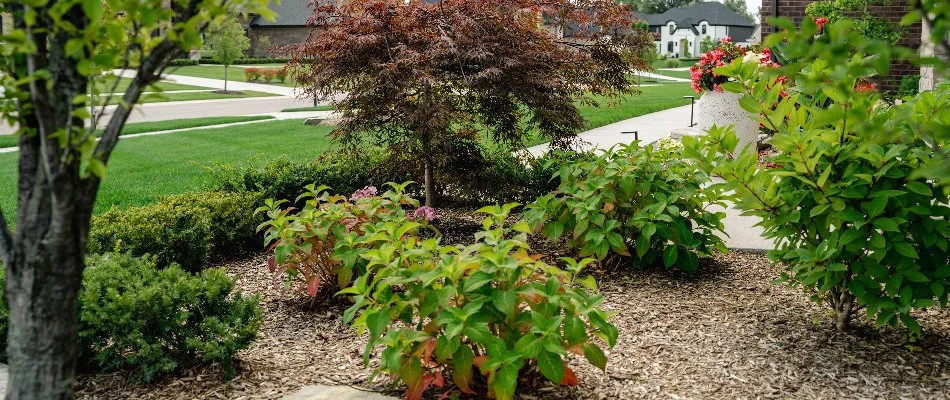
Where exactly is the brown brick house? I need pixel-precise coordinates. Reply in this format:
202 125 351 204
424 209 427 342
759 0 923 91
243 0 315 57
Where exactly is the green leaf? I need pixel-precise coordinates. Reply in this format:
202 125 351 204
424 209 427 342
893 242 919 259
582 343 608 371
492 289 517 318
563 316 588 346
366 309 390 340
662 245 678 268
537 350 564 384
464 272 494 293
514 334 542 359
452 345 475 394
873 218 899 232
904 181 932 196
492 362 520 400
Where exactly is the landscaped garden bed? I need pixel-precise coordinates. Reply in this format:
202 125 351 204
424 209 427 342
72 233 950 399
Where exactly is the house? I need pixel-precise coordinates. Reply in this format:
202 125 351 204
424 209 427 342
640 1 757 58
242 0 315 57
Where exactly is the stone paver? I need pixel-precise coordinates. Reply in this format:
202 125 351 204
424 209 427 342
282 385 396 400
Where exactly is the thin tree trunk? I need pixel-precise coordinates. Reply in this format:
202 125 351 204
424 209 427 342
832 290 855 331
224 65 228 91
424 157 435 208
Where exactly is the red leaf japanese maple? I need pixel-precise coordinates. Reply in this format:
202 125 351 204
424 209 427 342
285 0 653 206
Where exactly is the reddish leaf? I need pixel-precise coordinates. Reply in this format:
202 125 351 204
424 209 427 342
561 365 578 386
307 275 321 297
267 256 277 273
473 355 488 373
566 344 585 356
422 339 437 364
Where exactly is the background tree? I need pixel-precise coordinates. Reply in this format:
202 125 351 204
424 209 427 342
699 34 717 52
286 0 654 207
209 16 251 92
633 0 695 14
0 0 269 398
724 0 757 23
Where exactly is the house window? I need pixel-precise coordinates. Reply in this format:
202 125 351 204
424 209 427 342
669 24 675 35
701 24 707 34
667 41 674 53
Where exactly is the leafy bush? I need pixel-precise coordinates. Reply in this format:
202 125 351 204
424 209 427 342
159 191 269 257
208 150 384 207
341 204 618 400
78 253 262 382
257 182 433 297
685 20 949 334
663 59 679 68
168 59 198 66
89 201 211 272
523 143 726 271
898 74 920 98
88 191 267 271
244 67 261 81
199 57 288 65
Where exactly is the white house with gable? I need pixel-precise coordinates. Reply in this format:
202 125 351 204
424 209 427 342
639 1 757 58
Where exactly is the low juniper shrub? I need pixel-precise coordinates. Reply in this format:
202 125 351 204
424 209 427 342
78 253 262 382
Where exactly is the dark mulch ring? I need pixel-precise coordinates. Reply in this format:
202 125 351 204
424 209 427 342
76 210 950 399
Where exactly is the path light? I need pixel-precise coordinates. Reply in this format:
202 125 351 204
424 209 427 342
683 95 696 127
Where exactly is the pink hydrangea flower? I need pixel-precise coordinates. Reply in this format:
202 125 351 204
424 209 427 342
350 185 377 202
413 206 438 222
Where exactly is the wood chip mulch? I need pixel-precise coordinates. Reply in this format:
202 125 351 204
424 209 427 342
75 216 950 399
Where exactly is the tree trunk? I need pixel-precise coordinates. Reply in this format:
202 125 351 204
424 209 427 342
224 65 228 91
832 290 855 331
6 231 86 399
424 157 435 208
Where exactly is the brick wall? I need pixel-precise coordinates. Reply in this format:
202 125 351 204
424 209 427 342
247 26 314 57
759 0 922 91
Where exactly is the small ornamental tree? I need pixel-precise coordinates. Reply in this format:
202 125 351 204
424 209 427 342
685 18 949 335
209 17 251 92
285 0 654 207
0 1 269 398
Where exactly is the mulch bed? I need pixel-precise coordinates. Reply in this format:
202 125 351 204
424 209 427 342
76 210 950 399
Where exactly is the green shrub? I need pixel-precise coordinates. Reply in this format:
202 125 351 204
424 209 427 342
664 59 680 68
898 74 920 98
88 191 267 271
78 253 262 382
89 201 212 271
257 182 429 297
338 204 617 400
523 143 726 270
168 58 199 66
209 150 384 207
198 57 288 65
159 191 268 257
685 21 949 334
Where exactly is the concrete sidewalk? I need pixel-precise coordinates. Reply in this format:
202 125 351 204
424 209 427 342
162 73 298 96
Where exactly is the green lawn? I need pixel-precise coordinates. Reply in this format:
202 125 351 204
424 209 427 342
0 115 275 149
131 90 278 104
0 119 333 216
93 76 209 93
166 65 295 87
651 59 698 68
0 83 694 217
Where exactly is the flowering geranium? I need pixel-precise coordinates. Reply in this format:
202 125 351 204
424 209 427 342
815 17 828 31
689 37 748 93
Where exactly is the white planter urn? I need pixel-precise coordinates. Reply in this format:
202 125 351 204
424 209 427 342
695 90 760 153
